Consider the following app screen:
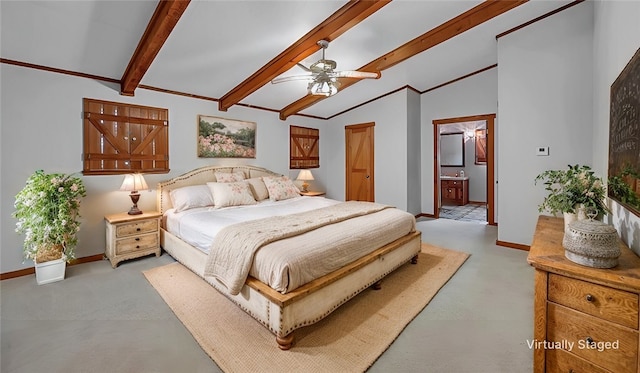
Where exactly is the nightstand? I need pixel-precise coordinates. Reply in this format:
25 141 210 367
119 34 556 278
299 191 325 197
104 211 161 268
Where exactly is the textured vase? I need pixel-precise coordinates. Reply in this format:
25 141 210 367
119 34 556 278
563 205 587 232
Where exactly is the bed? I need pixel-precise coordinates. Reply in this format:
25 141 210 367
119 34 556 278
157 165 422 350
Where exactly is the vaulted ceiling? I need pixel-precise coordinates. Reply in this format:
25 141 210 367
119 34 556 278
1 0 579 121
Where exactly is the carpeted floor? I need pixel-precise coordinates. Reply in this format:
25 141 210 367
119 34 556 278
143 243 469 373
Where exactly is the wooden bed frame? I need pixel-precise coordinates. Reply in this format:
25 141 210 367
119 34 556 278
156 165 422 350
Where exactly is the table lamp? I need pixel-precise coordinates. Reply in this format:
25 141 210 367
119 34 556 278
296 170 314 193
120 173 148 215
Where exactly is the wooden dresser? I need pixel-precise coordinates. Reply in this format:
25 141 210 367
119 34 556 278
441 178 468 205
528 215 640 372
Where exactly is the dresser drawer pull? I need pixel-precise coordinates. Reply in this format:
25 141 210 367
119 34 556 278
136 228 141 231
569 370 575 373
136 245 140 249
585 336 594 345
585 294 594 302
135 238 140 241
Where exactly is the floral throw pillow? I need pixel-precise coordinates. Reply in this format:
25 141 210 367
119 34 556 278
207 181 256 208
215 172 245 183
263 176 300 201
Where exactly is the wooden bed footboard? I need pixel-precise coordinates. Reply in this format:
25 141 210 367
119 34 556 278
161 228 422 350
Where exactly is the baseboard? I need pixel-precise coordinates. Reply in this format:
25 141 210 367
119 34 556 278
496 240 530 251
0 254 105 280
415 213 435 219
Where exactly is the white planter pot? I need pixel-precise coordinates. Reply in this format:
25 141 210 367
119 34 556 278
35 257 66 285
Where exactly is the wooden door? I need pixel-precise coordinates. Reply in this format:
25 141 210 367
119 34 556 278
345 123 374 201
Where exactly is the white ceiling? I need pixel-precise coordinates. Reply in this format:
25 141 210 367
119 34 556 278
1 0 576 120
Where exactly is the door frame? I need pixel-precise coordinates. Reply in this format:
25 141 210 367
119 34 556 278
433 114 496 225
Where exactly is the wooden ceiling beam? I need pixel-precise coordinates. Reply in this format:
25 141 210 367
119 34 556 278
217 0 390 112
279 0 528 120
120 0 190 96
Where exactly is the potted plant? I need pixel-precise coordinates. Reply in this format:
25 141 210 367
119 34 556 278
535 164 610 231
13 170 86 284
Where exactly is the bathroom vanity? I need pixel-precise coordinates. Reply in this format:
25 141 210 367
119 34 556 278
441 176 469 205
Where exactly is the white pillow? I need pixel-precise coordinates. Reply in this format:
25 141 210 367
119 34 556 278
169 185 214 212
215 172 245 183
207 181 256 208
263 176 300 201
246 177 269 201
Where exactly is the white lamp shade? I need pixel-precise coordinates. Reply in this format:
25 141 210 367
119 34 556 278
296 170 314 181
120 173 148 192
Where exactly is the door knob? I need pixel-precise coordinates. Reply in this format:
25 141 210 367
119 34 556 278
366 175 370 179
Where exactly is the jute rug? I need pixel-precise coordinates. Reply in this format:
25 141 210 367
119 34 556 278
143 243 469 373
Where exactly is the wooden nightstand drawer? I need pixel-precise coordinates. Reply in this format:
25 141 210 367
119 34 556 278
546 349 609 373
115 219 158 237
549 273 639 328
115 234 159 255
547 303 638 373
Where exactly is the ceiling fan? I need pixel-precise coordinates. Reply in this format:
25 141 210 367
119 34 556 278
271 40 381 97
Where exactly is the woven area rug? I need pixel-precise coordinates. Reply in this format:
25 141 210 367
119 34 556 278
143 243 469 373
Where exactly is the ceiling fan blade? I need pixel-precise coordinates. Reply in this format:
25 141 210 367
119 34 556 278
333 70 381 79
296 63 312 72
271 74 314 84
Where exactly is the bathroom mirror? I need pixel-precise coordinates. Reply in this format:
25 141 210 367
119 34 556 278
440 132 465 167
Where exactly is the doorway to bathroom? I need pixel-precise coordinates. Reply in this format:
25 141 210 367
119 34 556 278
433 114 496 225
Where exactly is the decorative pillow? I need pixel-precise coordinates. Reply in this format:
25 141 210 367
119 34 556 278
207 181 256 208
246 177 269 201
215 172 245 183
169 185 214 212
263 176 300 201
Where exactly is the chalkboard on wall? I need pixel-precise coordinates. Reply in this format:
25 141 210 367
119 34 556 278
608 47 640 217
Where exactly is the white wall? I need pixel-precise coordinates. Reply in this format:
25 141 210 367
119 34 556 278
420 68 498 214
593 0 640 254
497 1 594 246
322 89 410 210
406 89 422 215
0 64 324 273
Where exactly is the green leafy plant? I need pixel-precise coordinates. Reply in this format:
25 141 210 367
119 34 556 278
13 170 86 263
534 164 610 216
608 164 640 209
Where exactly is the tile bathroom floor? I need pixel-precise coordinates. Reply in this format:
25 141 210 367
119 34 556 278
439 203 487 223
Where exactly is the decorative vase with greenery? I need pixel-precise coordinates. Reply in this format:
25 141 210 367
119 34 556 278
13 170 86 265
535 165 610 230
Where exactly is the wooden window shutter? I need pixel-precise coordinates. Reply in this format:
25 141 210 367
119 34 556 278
83 98 169 175
290 125 319 169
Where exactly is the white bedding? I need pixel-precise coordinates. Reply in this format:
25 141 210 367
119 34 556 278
165 196 340 252
165 196 416 293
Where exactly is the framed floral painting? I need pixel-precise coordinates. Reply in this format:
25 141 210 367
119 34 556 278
197 115 256 158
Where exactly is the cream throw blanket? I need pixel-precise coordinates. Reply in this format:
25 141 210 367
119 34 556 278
203 201 391 295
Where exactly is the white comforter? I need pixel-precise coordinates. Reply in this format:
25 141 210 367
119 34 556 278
165 196 416 293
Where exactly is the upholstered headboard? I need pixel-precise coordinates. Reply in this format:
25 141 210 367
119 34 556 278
156 165 281 215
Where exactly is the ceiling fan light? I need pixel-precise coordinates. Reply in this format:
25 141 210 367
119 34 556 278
308 80 338 96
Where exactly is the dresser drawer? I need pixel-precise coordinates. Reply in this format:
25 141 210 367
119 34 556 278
442 180 462 187
115 233 159 255
115 219 158 237
546 348 609 373
549 273 639 329
547 302 638 373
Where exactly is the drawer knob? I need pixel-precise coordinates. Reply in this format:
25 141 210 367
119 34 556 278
135 238 140 241
136 245 140 249
585 336 594 345
136 228 141 231
585 294 594 302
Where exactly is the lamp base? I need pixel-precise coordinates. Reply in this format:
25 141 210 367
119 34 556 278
127 192 143 215
301 182 310 193
127 205 143 215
